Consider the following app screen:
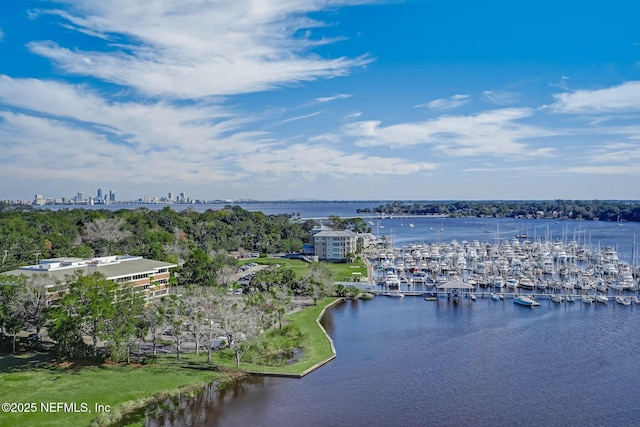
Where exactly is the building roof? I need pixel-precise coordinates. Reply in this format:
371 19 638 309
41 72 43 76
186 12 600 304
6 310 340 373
437 280 475 290
4 255 177 283
313 229 357 238
310 223 334 235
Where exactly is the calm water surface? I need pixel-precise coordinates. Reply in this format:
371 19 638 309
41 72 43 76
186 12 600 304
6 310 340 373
143 216 640 427
149 297 640 427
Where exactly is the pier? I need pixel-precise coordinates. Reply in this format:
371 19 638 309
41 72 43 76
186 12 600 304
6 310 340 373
366 234 640 304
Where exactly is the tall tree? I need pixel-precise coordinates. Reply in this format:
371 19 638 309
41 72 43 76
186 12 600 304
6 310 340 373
142 302 165 356
268 285 292 329
160 294 187 359
306 262 334 305
104 284 145 363
13 274 50 343
215 295 265 368
0 274 23 337
56 272 118 357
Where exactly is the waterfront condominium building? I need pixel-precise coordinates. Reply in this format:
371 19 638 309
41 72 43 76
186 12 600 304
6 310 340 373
5 255 176 303
312 229 357 261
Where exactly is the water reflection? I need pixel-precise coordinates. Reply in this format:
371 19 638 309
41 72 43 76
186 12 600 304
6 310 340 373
144 376 267 427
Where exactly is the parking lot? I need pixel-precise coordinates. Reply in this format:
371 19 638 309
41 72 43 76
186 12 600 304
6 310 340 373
233 262 270 288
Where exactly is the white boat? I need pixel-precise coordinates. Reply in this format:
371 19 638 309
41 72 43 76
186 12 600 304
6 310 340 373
551 294 564 303
385 290 405 298
490 293 500 301
581 294 595 304
566 295 576 303
423 292 437 301
518 277 535 290
595 293 609 304
615 295 631 306
470 292 477 301
514 295 540 307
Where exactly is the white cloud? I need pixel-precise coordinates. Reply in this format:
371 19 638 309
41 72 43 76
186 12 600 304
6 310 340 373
585 142 640 163
415 94 470 110
564 165 640 175
28 1 374 99
316 93 351 103
343 108 555 158
238 143 437 178
551 81 640 113
278 111 322 124
482 90 519 106
0 75 432 185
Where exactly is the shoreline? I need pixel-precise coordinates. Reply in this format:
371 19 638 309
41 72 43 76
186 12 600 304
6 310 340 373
0 297 344 427
247 297 343 378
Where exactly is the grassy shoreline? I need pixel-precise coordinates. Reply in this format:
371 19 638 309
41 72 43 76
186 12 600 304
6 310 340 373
0 297 341 427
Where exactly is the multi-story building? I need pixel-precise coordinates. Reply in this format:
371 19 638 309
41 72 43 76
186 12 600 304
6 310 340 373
4 255 176 303
312 229 357 261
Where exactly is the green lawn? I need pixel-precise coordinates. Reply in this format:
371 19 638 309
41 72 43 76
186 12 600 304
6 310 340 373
0 297 341 426
0 353 226 427
154 297 339 376
241 257 368 282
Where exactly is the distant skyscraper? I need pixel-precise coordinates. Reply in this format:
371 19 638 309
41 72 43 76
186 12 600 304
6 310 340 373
76 192 83 202
97 188 103 200
109 190 115 202
168 192 174 201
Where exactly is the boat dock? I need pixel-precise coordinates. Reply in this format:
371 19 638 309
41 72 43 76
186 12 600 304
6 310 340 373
368 289 610 300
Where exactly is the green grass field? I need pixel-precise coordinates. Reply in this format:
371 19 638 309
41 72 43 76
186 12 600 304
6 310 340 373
0 297 340 426
240 257 368 282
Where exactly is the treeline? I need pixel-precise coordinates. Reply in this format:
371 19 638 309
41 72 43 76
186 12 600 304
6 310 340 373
0 269 335 366
356 200 640 222
0 205 314 274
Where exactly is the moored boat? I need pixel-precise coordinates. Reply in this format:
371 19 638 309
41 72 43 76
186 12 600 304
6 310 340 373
423 292 437 301
615 295 631 306
551 294 564 303
514 295 540 307
385 290 405 298
581 294 595 304
595 293 609 304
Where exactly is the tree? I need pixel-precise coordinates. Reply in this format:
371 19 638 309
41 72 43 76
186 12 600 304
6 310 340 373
181 248 214 286
160 294 187 359
184 287 208 356
306 262 334 305
215 295 265 368
13 274 50 343
5 313 22 353
47 300 85 359
0 275 23 338
268 285 292 329
142 302 165 356
54 272 118 358
104 285 145 363
83 217 132 256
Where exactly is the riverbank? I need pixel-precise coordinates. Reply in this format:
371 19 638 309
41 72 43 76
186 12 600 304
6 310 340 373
0 297 341 426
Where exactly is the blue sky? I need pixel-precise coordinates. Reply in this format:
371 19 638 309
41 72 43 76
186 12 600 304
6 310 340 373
1 0 639 201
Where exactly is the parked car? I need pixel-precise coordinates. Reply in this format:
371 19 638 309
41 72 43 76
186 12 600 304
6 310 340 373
212 336 228 350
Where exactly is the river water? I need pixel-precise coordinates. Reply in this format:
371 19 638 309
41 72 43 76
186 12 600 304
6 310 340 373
142 216 640 427
147 295 640 427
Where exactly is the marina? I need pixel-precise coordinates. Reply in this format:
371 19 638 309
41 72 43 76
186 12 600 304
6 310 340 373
366 222 640 306
147 216 640 426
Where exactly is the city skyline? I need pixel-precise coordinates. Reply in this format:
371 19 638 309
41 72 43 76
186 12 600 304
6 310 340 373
1 1 640 201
